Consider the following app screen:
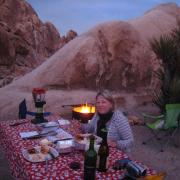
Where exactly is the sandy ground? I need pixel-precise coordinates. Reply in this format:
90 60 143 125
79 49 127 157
131 125 180 180
0 150 13 180
0 123 180 180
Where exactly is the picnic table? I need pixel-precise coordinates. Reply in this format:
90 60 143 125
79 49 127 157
0 116 156 179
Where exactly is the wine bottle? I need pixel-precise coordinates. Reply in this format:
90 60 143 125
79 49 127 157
97 128 109 172
84 135 97 180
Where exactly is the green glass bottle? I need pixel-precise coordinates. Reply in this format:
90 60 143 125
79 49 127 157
84 135 97 180
97 128 109 172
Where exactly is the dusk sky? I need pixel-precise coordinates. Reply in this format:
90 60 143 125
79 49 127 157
27 0 180 35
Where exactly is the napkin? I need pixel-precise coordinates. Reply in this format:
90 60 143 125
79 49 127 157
40 121 59 128
20 131 39 139
58 118 70 125
47 128 73 142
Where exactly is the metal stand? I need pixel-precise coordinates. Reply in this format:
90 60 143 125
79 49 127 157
31 101 48 124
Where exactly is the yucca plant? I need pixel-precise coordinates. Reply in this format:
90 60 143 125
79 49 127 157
150 24 180 113
169 77 180 103
172 23 180 77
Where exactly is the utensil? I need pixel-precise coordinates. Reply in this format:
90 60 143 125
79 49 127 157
10 121 29 127
45 156 49 171
25 131 57 139
54 138 74 144
40 122 59 128
48 151 55 159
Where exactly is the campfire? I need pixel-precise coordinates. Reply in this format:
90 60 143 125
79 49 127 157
73 103 95 113
72 103 96 123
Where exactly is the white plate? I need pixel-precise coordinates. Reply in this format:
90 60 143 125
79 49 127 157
56 139 74 153
22 146 59 163
20 131 39 139
74 134 102 150
47 128 73 142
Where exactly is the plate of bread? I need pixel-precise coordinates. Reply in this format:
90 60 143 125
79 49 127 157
22 141 59 162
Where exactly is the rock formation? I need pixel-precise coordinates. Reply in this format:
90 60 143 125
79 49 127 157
0 3 179 121
59 30 78 48
0 0 77 87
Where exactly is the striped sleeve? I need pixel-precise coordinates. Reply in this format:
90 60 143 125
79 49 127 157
108 111 134 152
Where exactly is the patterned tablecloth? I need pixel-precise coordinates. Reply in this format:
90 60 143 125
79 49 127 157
0 116 156 180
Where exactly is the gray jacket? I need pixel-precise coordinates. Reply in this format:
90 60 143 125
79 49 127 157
82 110 134 152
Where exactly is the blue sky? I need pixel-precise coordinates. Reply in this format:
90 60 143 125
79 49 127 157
27 0 180 35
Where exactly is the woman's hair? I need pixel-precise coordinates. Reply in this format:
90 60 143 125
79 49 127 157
96 89 115 110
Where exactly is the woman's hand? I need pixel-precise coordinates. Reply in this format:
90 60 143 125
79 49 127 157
108 139 117 148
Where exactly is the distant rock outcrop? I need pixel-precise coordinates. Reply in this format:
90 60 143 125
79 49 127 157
0 0 77 87
0 3 180 121
59 30 78 48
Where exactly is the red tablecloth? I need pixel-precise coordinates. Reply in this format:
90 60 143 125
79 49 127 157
0 117 156 180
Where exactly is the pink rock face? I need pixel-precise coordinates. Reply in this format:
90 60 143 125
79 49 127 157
0 0 78 87
0 0 61 85
14 3 179 92
59 30 78 48
0 3 179 121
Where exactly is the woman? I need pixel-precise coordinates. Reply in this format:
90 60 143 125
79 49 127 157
82 90 134 152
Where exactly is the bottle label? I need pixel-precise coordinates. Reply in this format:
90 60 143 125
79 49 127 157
96 155 100 168
36 107 43 113
97 156 109 172
84 166 96 180
106 157 109 169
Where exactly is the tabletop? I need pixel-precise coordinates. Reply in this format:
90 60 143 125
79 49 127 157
0 116 156 180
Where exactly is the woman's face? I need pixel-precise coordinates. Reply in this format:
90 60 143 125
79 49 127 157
96 95 113 114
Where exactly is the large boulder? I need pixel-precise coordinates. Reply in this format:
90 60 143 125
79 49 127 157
0 0 61 86
0 3 180 121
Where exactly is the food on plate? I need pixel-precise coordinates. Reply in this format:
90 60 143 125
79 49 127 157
30 153 45 162
27 146 36 154
75 134 97 141
26 146 48 162
74 134 102 150
41 145 50 154
23 145 59 162
40 139 52 146
75 134 84 141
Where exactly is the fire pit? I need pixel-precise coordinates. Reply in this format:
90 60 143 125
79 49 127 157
72 103 96 123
